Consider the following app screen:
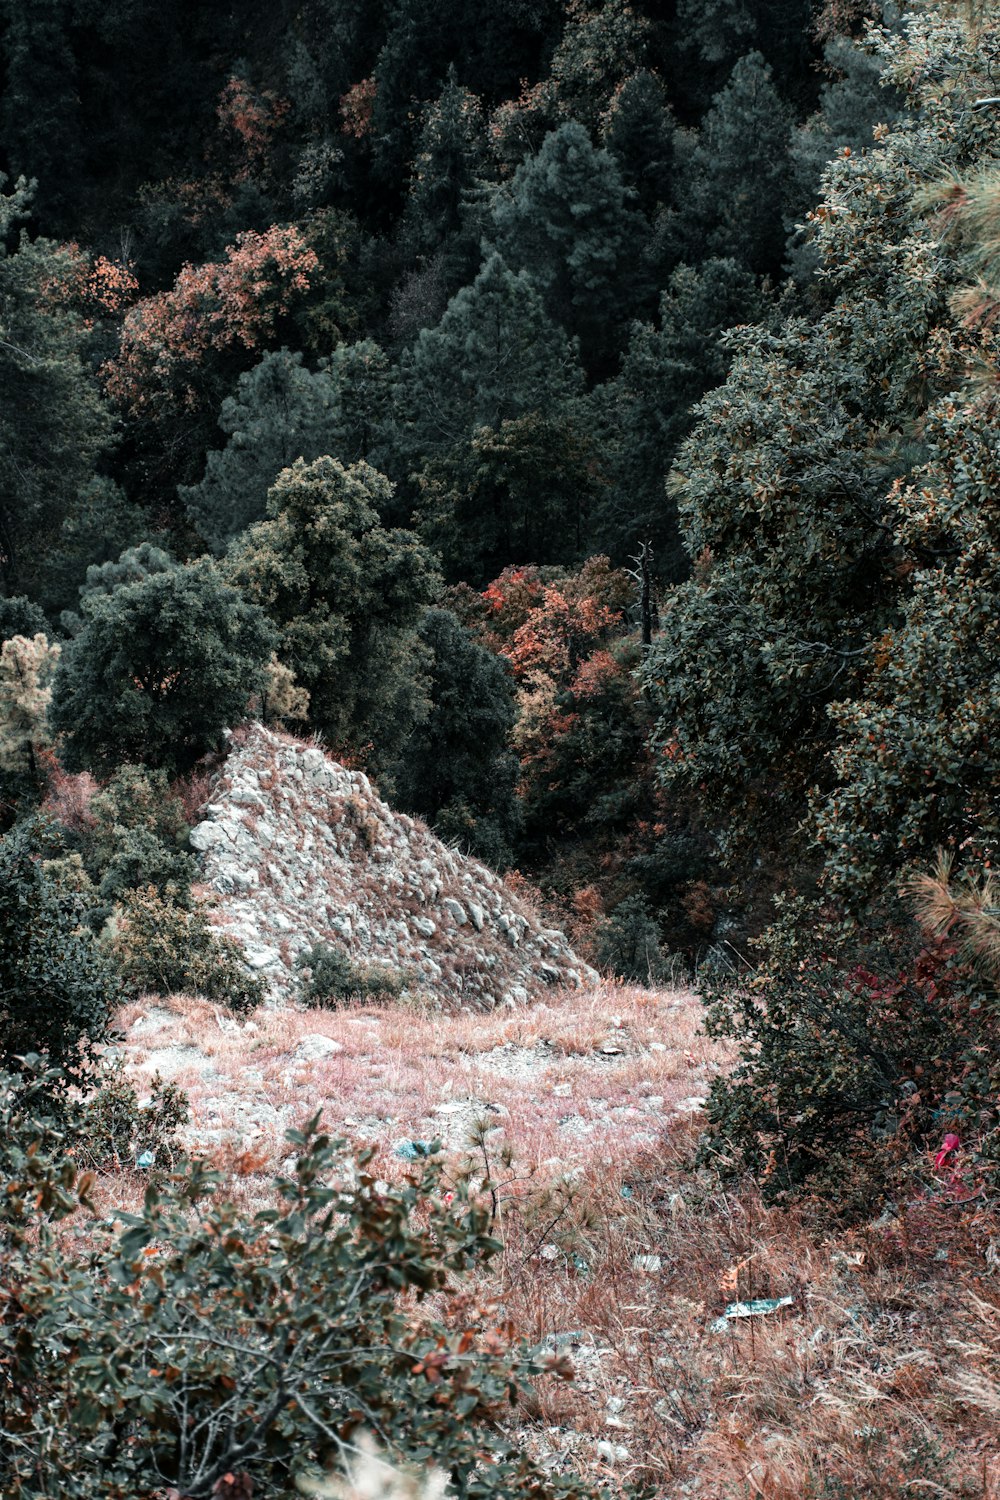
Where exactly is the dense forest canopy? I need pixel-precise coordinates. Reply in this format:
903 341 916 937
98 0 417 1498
7 3 1000 1494
2 0 1000 1195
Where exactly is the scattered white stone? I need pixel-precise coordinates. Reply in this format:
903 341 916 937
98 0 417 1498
293 1034 345 1063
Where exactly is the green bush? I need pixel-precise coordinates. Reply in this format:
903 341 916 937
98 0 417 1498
0 1104 598 1500
0 821 117 1082
593 894 672 986
699 898 1000 1213
84 763 197 904
296 941 407 1007
111 886 264 1013
77 1056 190 1171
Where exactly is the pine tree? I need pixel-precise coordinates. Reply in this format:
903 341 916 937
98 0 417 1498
675 51 795 276
400 67 488 287
393 608 520 867
593 257 765 573
181 350 339 553
600 70 675 217
0 633 60 780
0 177 110 597
490 120 648 366
394 252 583 467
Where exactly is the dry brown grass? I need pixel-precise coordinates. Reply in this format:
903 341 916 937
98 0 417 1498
100 981 1000 1499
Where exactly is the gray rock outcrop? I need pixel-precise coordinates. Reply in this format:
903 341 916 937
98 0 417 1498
192 724 597 1008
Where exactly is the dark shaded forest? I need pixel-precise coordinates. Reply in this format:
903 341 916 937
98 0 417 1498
6 4 1000 1495
0 0 907 967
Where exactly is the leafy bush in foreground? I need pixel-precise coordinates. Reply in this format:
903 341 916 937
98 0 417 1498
0 1100 597 1500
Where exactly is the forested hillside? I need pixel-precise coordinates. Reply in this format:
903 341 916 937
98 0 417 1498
5 1 1000 1495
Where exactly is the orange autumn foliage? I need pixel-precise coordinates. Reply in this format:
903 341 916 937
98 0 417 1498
103 225 319 419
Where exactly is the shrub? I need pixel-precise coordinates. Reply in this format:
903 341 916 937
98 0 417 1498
0 1110 597 1500
77 1056 190 1171
0 821 116 1082
110 886 264 1013
84 762 197 903
296 941 407 1007
700 897 1000 1213
592 894 670 985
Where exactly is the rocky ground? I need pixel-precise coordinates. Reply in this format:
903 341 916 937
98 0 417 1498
116 979 721 1174
192 723 597 1009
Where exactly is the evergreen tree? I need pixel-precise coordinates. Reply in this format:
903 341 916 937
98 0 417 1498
399 67 488 288
673 0 819 114
181 350 338 553
182 343 395 551
33 478 153 618
600 70 675 217
0 633 59 783
0 177 110 598
393 608 520 867
593 258 766 573
225 457 439 777
0 597 48 643
675 52 795 277
490 120 648 366
394 252 583 467
51 558 274 775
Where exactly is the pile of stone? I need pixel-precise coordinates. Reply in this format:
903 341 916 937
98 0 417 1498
190 724 597 1008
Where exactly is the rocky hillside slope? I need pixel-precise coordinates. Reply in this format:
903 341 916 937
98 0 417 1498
191 724 596 1008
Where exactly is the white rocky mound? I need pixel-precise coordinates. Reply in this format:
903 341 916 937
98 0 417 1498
191 724 597 1008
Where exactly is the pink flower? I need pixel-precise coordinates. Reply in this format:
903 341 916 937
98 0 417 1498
934 1133 961 1171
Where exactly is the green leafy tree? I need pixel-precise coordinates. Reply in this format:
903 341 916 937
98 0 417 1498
83 764 197 905
0 820 115 1082
51 557 274 775
643 26 967 879
787 33 906 282
184 343 398 551
415 410 605 585
393 608 520 867
33 477 154 617
225 457 438 776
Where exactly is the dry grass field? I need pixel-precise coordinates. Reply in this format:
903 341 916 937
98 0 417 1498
92 981 1000 1499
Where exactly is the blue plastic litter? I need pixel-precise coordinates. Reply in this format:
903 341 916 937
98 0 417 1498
136 1150 156 1170
393 1139 435 1161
